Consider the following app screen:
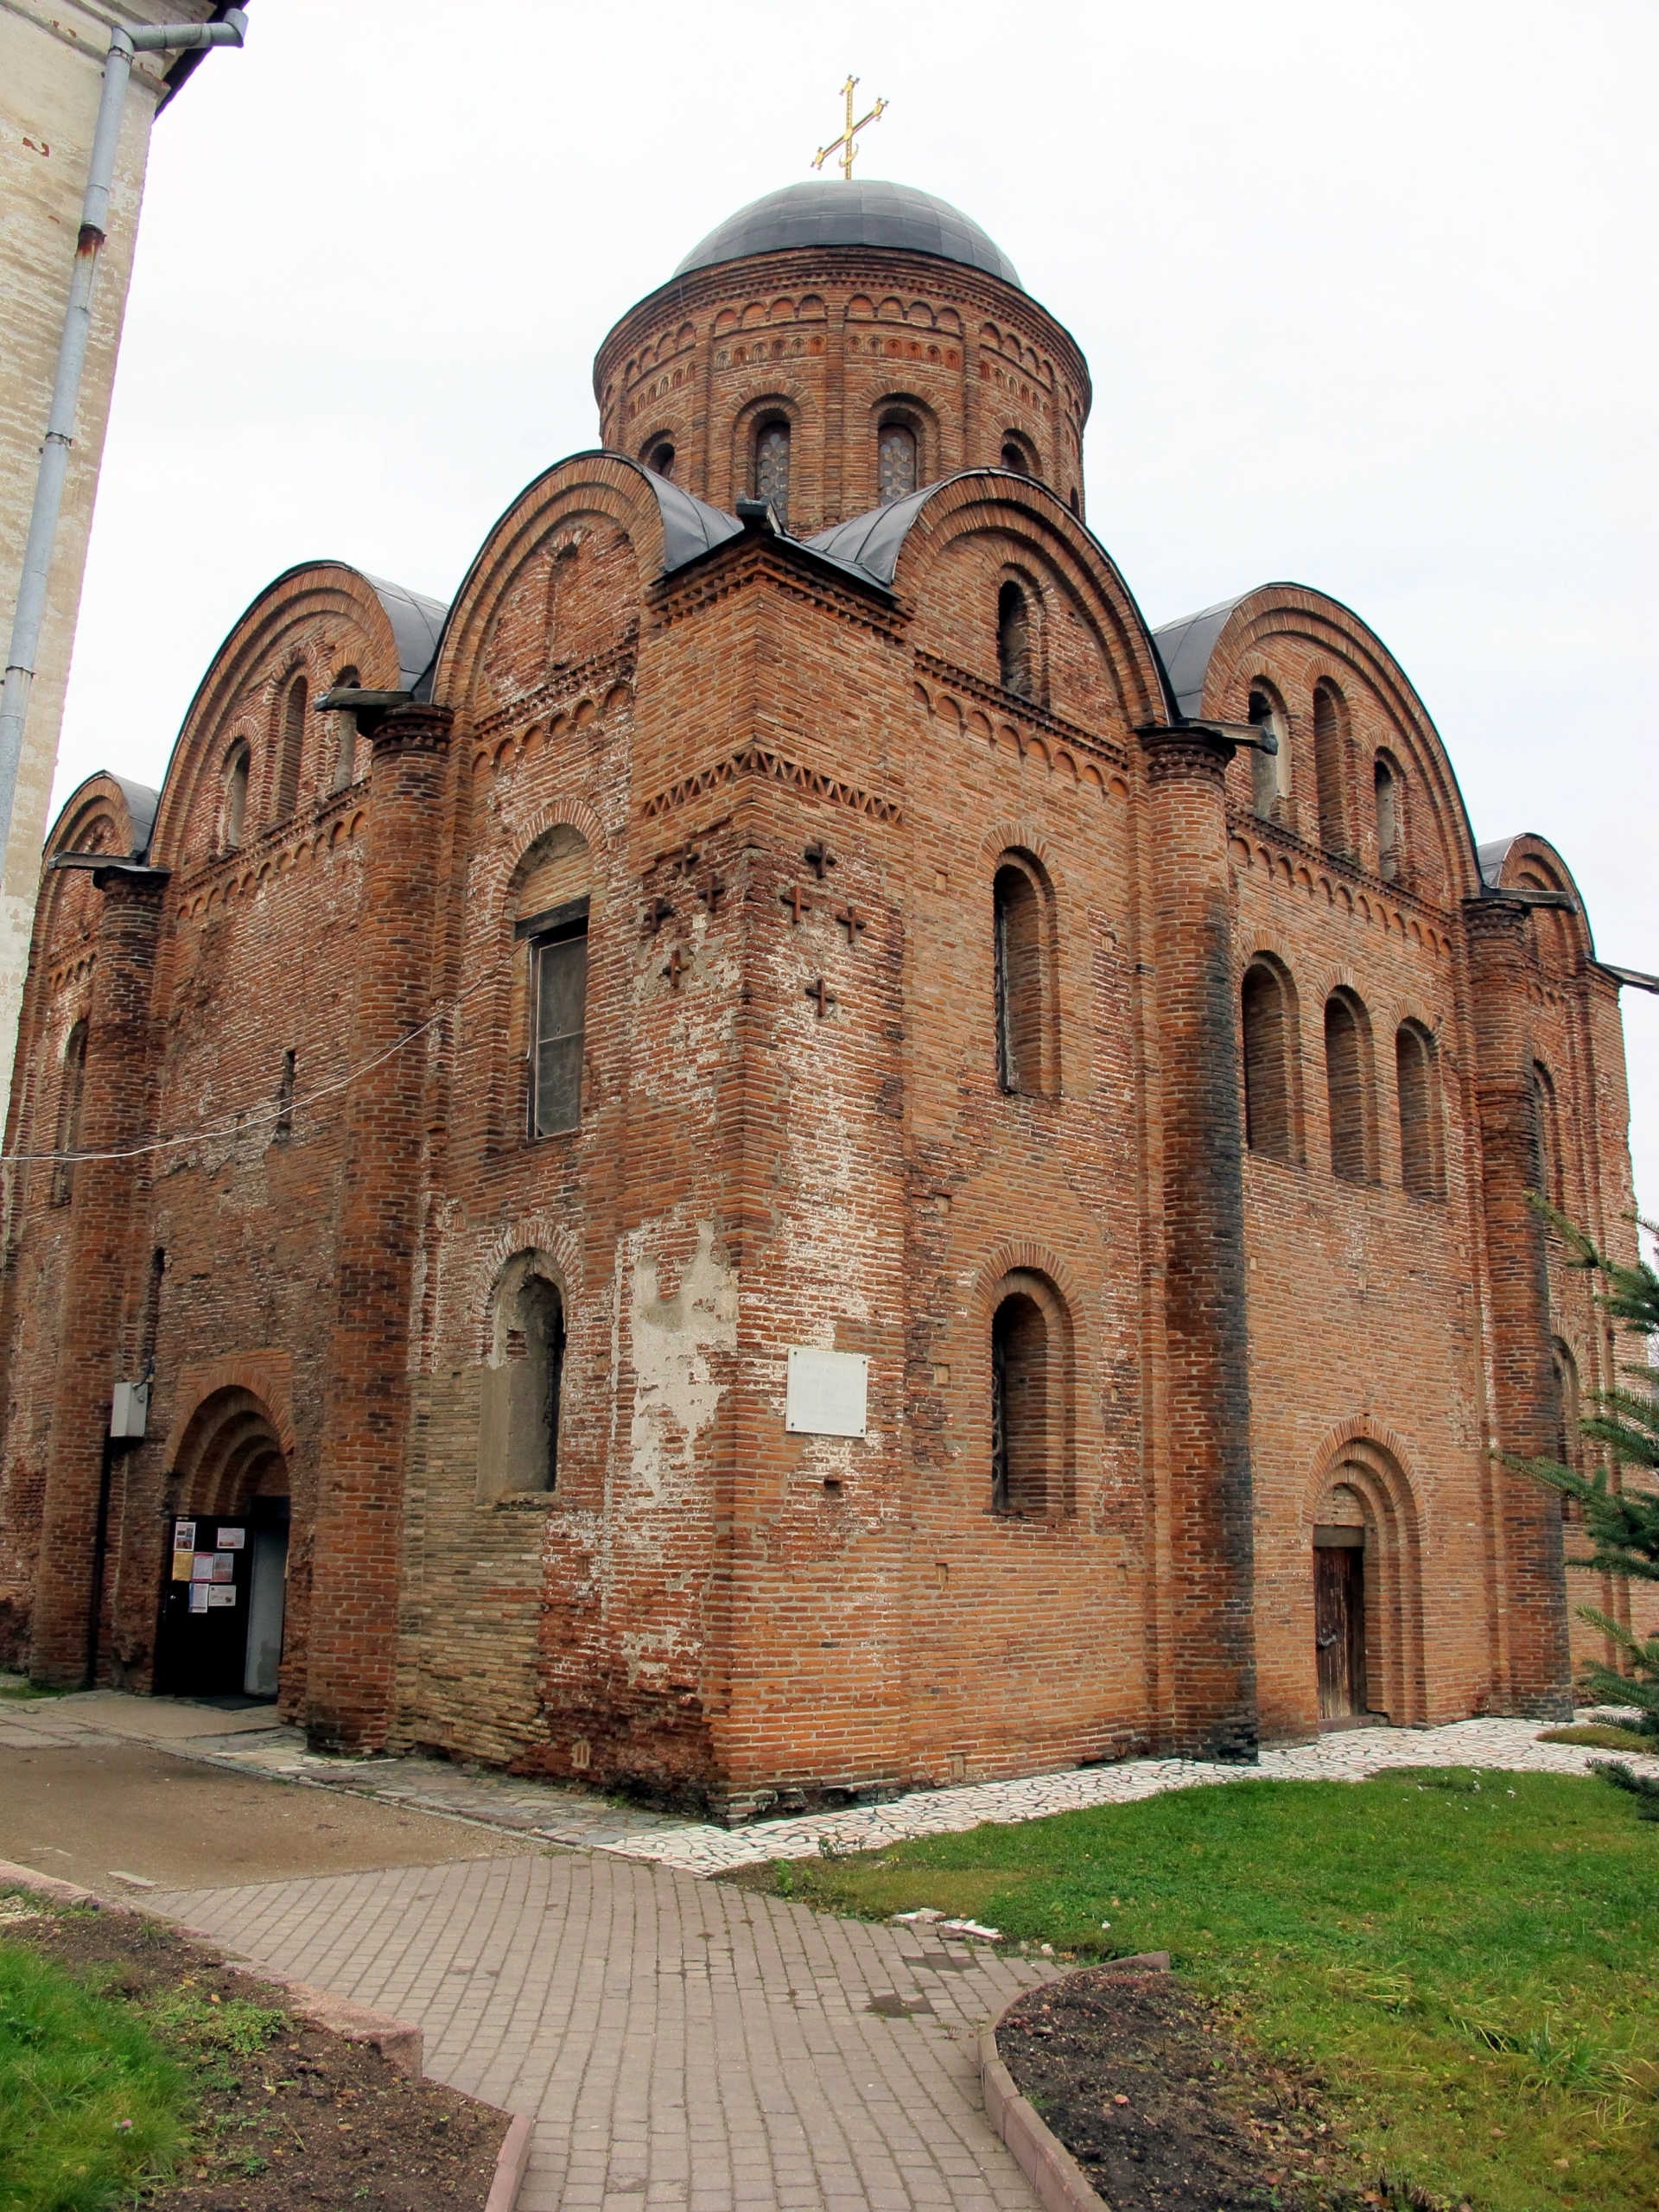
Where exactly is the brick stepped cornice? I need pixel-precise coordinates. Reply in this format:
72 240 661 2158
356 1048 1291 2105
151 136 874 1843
1225 799 1454 924
913 652 1129 772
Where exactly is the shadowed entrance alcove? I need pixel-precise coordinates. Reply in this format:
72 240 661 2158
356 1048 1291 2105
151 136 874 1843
158 1386 289 1700
1310 1436 1426 1726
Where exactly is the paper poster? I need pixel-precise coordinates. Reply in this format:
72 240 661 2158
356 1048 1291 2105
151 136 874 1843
171 1549 194 1583
216 1527 245 1550
210 1552 235 1583
190 1554 214 1583
207 1585 237 1608
188 1584 210 1613
175 1520 196 1551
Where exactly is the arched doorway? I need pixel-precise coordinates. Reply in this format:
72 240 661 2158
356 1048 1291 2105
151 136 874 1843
1310 1437 1427 1727
156 1388 289 1700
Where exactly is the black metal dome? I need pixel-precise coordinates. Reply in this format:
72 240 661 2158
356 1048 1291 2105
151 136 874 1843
672 180 1023 292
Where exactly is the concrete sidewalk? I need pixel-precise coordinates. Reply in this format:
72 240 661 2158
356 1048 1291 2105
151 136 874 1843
149 1851 1052 2212
8 1683 1651 1874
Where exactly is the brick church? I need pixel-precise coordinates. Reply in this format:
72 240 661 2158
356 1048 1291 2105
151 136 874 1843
0 179 1645 1813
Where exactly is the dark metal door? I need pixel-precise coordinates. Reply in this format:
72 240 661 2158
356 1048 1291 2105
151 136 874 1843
156 1515 252 1696
1315 1543 1366 1718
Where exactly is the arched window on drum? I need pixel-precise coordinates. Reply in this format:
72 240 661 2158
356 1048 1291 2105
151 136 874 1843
753 417 791 524
877 421 917 504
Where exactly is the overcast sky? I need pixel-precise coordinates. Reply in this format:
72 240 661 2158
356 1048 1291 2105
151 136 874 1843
58 0 1657 1215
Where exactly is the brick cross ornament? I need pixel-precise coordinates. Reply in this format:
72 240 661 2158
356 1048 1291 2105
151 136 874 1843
804 977 836 1019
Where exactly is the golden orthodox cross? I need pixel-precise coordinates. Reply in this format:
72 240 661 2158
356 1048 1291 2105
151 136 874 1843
813 75 887 181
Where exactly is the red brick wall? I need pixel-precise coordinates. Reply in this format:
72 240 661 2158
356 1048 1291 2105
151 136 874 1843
2 245 1639 1785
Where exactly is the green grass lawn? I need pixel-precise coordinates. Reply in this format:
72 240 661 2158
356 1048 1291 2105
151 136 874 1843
1542 1722 1657 1755
0 1940 188 2212
747 1769 1657 2212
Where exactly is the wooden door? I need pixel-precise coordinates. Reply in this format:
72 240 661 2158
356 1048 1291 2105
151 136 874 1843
1315 1542 1366 1718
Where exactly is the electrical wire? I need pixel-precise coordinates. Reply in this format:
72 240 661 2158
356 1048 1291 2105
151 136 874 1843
0 958 507 1167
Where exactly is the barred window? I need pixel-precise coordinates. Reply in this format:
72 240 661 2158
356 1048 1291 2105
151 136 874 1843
878 422 917 504
1375 754 1402 880
1242 962 1293 1161
51 1020 87 1207
1249 685 1285 820
1313 681 1348 856
1395 1022 1442 1199
993 861 1046 1095
754 420 791 524
1325 990 1373 1183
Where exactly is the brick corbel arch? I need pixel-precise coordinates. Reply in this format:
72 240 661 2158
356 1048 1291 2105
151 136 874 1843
964 1240 1081 1520
481 798 610 926
978 817 1061 880
468 1217 586 1365
1302 1419 1427 1725
162 1355 296 1472
1236 927 1300 982
966 1238 1084 1325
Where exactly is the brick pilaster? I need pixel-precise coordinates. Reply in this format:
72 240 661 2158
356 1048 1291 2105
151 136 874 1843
29 869 165 1686
1141 728 1258 1759
305 704 453 1751
1465 893 1571 1718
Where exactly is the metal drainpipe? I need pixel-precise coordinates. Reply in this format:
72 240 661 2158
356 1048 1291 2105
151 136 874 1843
0 10 249 862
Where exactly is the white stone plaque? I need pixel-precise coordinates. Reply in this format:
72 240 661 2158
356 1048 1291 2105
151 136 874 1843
785 1346 869 1438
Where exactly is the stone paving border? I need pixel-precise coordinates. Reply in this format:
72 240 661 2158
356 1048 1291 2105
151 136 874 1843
978 2025 1101 2212
0 1853 536 2211
977 1961 1171 2212
589 1714 1659 1875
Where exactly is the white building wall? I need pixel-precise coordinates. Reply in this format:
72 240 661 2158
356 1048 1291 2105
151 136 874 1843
0 1 219 1104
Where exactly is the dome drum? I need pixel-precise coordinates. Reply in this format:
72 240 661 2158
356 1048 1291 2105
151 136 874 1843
594 183 1090 537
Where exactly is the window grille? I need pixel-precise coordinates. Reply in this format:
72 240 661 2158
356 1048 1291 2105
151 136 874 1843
225 743 250 849
1325 993 1370 1183
877 423 916 503
1313 683 1347 856
755 421 791 524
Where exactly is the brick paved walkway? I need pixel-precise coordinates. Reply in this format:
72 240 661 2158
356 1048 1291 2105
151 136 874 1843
150 1852 1052 2212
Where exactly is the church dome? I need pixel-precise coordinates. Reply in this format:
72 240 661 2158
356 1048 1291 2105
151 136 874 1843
673 180 1024 293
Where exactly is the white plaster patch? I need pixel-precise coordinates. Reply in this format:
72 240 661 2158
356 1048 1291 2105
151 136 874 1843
628 1220 737 1500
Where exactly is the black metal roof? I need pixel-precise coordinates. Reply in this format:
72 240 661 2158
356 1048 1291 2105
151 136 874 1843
111 777 161 860
641 467 744 571
361 574 449 694
804 482 941 586
673 180 1023 291
1148 597 1247 721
